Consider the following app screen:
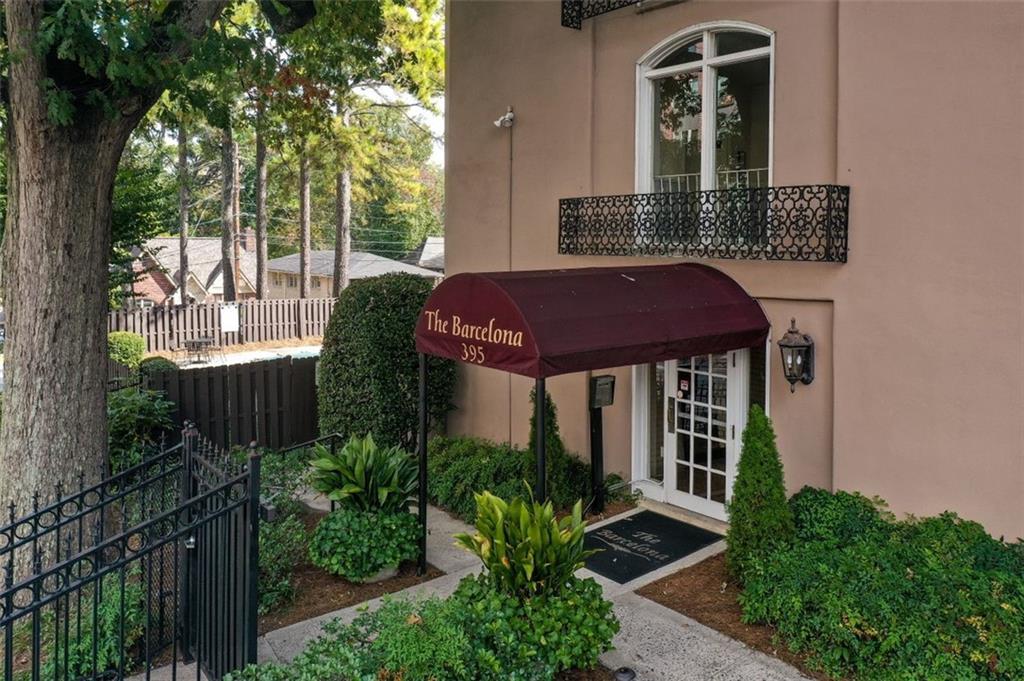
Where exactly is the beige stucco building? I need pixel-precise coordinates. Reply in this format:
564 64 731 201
444 1 1024 537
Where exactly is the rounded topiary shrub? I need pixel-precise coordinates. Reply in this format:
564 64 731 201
139 355 179 377
108 331 146 369
725 405 794 582
308 508 420 582
318 273 455 450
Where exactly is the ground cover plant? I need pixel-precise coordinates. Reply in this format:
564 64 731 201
226 489 619 681
739 487 1024 679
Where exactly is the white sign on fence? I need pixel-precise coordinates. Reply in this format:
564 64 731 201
220 303 240 333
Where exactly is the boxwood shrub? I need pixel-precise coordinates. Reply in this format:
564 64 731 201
740 490 1024 679
107 331 146 369
317 273 455 451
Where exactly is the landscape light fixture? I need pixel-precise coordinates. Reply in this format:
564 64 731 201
777 318 814 392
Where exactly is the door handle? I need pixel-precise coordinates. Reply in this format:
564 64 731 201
666 397 675 430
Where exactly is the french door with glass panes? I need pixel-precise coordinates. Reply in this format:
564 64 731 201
664 350 749 520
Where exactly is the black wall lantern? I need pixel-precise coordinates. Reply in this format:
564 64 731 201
778 318 814 392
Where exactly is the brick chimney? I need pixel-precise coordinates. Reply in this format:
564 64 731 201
239 227 256 252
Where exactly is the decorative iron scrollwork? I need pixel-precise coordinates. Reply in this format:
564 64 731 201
558 185 850 263
561 0 639 29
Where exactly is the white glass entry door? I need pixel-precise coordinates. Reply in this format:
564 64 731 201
664 351 749 521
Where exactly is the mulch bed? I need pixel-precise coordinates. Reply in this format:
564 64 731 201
258 510 444 635
636 552 829 680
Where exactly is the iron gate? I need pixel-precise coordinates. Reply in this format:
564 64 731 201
0 426 261 681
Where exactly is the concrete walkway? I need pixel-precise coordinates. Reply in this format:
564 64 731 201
137 503 808 681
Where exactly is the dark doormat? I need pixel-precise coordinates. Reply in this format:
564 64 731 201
584 510 722 584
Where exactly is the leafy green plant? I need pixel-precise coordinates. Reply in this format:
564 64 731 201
107 387 174 474
428 436 531 522
40 572 145 680
309 434 417 514
428 435 596 523
259 513 307 615
451 574 619 680
740 499 1024 679
725 405 793 582
107 331 146 369
318 273 456 451
309 508 420 582
788 485 888 547
455 490 594 599
138 355 178 378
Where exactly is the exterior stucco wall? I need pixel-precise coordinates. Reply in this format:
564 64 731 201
446 0 1024 537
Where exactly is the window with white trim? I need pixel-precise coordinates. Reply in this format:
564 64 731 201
637 24 773 194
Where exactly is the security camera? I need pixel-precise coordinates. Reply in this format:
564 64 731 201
493 106 514 128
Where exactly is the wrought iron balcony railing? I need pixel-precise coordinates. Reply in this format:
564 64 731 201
561 0 639 29
558 185 850 263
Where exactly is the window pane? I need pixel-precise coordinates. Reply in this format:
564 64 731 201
750 343 767 410
654 73 702 193
647 363 664 482
656 37 703 68
715 57 770 189
677 433 690 462
676 463 691 492
693 436 708 468
715 31 769 56
693 468 708 498
711 473 727 502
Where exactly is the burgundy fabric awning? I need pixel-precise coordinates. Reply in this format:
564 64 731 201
415 263 769 379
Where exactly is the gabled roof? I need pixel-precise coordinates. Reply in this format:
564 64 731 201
143 237 257 294
267 250 442 279
405 236 445 272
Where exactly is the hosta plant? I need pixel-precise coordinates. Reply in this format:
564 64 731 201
455 490 594 599
309 433 417 513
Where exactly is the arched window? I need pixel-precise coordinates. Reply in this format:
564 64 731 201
636 23 773 194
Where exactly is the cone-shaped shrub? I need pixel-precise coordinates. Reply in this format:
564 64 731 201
726 405 794 582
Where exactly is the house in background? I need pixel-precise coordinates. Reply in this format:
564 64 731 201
267 250 441 299
132 234 258 305
444 1 1023 538
405 236 445 273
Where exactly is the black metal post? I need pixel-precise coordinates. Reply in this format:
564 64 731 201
179 423 195 663
589 405 605 513
417 353 428 575
535 377 547 503
245 445 261 666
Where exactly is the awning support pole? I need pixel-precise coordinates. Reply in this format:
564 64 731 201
589 404 605 513
417 353 428 575
535 377 546 503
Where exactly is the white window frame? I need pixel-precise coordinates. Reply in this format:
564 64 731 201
634 20 775 195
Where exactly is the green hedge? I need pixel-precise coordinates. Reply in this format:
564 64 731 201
107 331 146 369
740 489 1024 679
107 387 174 474
427 436 590 522
317 273 455 451
138 355 178 377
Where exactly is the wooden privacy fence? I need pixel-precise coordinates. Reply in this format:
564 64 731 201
110 298 336 353
144 356 319 450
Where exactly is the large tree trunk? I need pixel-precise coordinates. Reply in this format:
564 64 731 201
220 127 237 302
333 166 351 297
299 151 311 298
178 123 190 304
255 124 269 299
0 5 137 519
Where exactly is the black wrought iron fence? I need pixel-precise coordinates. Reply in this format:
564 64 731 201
0 426 261 681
